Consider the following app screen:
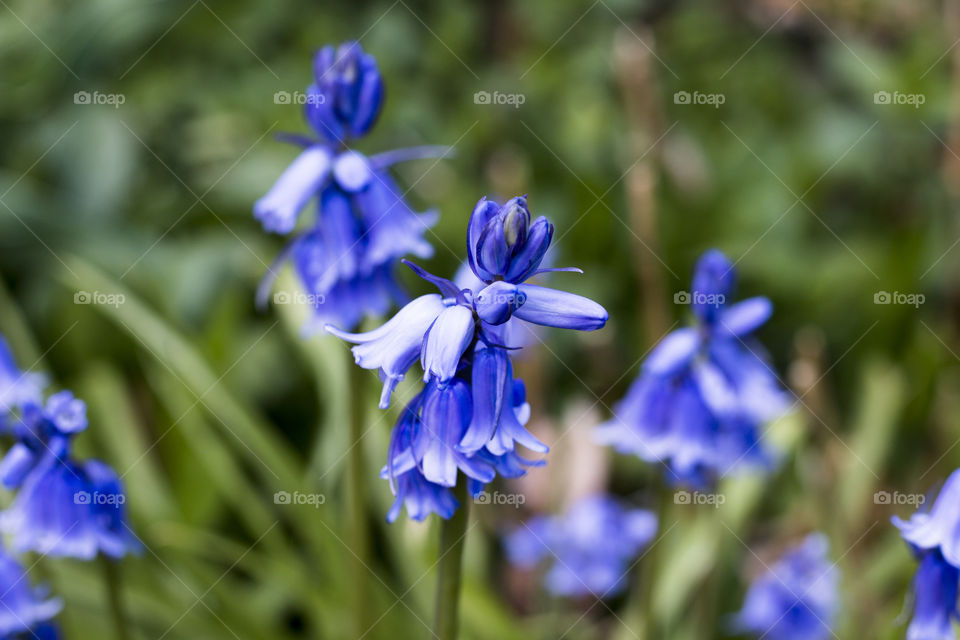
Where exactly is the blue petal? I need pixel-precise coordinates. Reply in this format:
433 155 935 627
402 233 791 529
348 52 384 136
326 294 446 408
907 550 959 640
332 151 373 192
319 186 364 282
419 381 485 486
0 443 37 489
355 172 436 268
474 282 524 325
718 297 772 336
0 549 61 636
254 146 332 234
403 260 460 299
467 198 500 281
512 285 608 331
504 216 553 283
477 216 511 277
643 328 700 376
44 391 87 434
894 468 960 567
691 249 734 324
421 305 476 383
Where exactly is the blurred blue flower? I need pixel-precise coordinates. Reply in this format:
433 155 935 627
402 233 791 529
595 249 789 485
0 546 61 638
504 495 657 597
0 392 138 560
731 534 838 640
894 468 960 567
254 42 447 331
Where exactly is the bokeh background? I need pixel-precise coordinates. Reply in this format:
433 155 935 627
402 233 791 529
0 0 956 638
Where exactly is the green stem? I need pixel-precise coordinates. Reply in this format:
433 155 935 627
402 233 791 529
346 355 371 637
433 480 469 640
101 555 131 640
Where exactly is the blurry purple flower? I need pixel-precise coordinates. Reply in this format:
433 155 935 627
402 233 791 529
595 249 789 485
0 546 61 638
504 495 657 597
731 534 838 640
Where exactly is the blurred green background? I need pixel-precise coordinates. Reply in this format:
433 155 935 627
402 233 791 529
0 0 957 638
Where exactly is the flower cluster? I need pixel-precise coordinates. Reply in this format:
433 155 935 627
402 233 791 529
254 42 446 331
595 250 790 485
329 196 608 521
0 335 138 639
893 468 960 639
731 534 838 640
504 495 657 597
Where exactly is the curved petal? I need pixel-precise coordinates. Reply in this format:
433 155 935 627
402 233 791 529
474 282 523 325
332 151 373 192
505 216 553 283
718 297 772 337
348 53 385 136
691 249 734 324
643 328 700 376
254 146 332 234
421 306 475 383
326 294 445 408
467 198 500 281
512 285 608 331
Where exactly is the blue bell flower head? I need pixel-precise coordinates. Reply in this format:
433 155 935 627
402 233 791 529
467 196 554 284
305 42 384 143
1 452 139 560
894 468 960 567
595 250 787 485
505 495 657 598
902 549 959 640
0 547 61 638
0 338 44 418
254 45 446 332
731 534 838 640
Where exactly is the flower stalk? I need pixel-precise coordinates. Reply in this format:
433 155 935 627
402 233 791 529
433 480 469 640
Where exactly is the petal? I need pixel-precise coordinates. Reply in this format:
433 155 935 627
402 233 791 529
355 172 436 267
512 285 608 331
326 294 445 408
504 216 553 283
474 282 523 325
403 260 460 299
691 249 735 323
332 151 373 192
643 328 700 376
348 53 384 136
0 443 36 489
718 297 772 336
477 216 511 277
254 146 332 234
319 186 364 282
420 381 470 486
459 348 510 454
467 198 500 281
421 306 475 383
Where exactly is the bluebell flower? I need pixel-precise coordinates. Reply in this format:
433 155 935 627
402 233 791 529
504 495 657 597
331 196 608 521
254 42 448 331
893 469 960 639
0 393 138 559
595 249 789 485
0 546 61 639
731 534 838 640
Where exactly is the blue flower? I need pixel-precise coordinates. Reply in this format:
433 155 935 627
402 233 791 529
0 338 44 419
254 42 446 331
894 468 960 567
0 546 61 638
595 249 789 485
0 393 138 560
731 534 838 640
504 495 657 597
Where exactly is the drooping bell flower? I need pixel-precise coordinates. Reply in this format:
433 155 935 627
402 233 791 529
595 249 789 485
504 495 657 597
0 392 139 559
731 534 838 640
254 42 448 331
332 196 608 521
0 546 61 638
